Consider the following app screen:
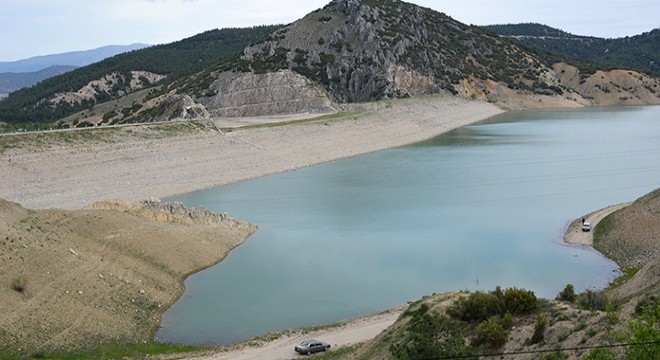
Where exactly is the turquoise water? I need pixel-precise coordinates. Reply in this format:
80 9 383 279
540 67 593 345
157 106 660 346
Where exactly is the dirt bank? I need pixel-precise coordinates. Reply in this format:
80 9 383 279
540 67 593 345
0 95 503 210
0 198 256 354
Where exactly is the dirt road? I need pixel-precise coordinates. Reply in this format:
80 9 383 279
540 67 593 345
184 307 403 360
563 202 630 245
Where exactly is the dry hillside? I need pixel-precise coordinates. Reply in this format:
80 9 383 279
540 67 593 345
0 199 256 355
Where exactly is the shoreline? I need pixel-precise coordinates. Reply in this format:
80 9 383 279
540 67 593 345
0 95 503 210
563 202 630 246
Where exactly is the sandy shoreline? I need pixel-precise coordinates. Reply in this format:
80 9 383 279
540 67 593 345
0 95 503 210
563 202 630 246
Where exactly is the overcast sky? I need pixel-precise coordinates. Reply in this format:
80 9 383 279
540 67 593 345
2 0 658 62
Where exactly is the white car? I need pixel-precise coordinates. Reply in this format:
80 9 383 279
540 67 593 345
582 222 591 232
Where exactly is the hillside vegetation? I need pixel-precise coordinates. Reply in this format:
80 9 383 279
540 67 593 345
0 66 77 95
0 25 281 126
484 23 660 76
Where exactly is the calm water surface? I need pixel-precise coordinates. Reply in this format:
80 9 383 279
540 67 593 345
157 106 660 346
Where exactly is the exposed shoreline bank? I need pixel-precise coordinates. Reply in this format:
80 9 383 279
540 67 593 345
563 203 631 247
0 95 503 210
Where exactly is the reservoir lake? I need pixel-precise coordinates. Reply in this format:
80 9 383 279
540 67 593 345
157 106 660 346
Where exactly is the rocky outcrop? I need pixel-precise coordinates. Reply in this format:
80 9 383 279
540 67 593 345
50 71 164 106
199 70 335 117
89 198 255 230
553 63 660 106
195 0 658 113
149 93 210 120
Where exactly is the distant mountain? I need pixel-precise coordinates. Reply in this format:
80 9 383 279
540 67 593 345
482 23 660 76
0 65 77 95
0 44 149 73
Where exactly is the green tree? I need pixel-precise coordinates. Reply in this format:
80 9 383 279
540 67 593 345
583 348 616 360
556 284 577 303
625 302 660 360
530 312 547 344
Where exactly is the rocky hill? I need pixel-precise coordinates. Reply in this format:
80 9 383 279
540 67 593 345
1 0 659 128
171 0 660 117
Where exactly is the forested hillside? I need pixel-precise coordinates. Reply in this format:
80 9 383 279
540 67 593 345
0 25 281 125
483 23 660 76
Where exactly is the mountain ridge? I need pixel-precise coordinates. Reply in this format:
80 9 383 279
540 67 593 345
0 65 78 95
483 23 660 76
0 0 658 128
181 0 659 117
0 44 149 73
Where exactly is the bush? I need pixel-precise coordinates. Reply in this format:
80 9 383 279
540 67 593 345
556 284 577 303
634 295 658 315
11 276 26 293
577 290 608 311
447 287 538 322
391 303 474 359
474 316 508 349
447 291 502 322
626 301 660 360
583 348 616 360
530 313 547 344
501 287 538 315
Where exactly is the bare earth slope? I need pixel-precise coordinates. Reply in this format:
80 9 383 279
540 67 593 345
0 198 256 354
0 95 503 210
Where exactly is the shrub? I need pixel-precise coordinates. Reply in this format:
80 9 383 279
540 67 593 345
634 295 658 316
448 287 538 322
447 291 502 322
584 348 616 360
577 290 608 311
626 301 660 360
391 303 474 359
11 276 27 293
556 284 577 303
474 316 508 349
502 287 538 315
530 313 547 344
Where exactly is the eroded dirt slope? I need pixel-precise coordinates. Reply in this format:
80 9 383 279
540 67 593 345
0 198 256 354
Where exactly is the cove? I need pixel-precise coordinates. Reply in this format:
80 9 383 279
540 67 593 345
157 106 660 346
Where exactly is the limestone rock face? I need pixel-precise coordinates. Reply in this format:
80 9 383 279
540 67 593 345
200 70 335 117
148 94 210 121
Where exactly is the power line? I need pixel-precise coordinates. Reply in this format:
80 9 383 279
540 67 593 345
415 340 660 359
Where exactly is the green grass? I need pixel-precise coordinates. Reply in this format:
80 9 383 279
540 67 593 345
608 267 640 289
592 211 618 244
